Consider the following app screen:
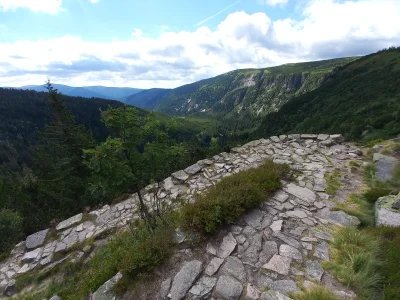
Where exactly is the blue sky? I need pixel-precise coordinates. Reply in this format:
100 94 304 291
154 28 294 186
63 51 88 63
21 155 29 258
0 0 400 88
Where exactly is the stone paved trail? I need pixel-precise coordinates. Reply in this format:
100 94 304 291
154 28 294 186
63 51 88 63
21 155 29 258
0 134 364 299
126 134 364 300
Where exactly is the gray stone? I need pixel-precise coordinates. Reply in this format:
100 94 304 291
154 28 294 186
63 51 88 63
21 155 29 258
189 276 217 300
306 260 324 281
217 233 237 258
206 243 217 255
274 191 289 203
284 184 316 204
3 279 16 297
376 195 400 226
159 278 172 299
25 228 49 249
205 257 224 276
215 275 243 300
279 244 302 261
392 199 400 210
174 228 186 244
163 177 175 190
49 296 61 300
262 280 299 295
330 134 344 143
242 233 263 264
327 211 360 227
273 232 301 248
373 153 398 181
270 136 281 143
260 290 293 300
243 209 264 229
246 283 261 300
317 134 329 141
170 260 203 300
22 247 42 263
184 163 202 175
56 213 83 231
171 170 189 182
259 241 279 264
314 241 330 261
220 256 246 282
285 210 307 219
92 272 122 300
270 220 283 232
263 255 292 275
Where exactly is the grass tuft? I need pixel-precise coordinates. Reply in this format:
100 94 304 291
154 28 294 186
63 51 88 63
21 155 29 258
292 286 337 300
325 170 342 195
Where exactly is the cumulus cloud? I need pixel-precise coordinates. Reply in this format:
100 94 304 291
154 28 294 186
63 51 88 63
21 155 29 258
0 0 400 89
0 0 63 14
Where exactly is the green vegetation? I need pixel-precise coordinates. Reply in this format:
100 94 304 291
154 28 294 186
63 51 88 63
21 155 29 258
292 286 337 300
334 194 375 227
324 170 342 195
180 160 289 234
0 209 23 253
256 47 400 142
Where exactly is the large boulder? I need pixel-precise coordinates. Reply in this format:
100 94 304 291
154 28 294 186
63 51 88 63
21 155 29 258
376 194 400 226
373 153 398 181
170 260 203 300
92 272 122 300
25 229 49 250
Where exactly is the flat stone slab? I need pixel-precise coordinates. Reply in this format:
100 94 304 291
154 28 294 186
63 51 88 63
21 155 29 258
262 279 300 295
171 170 189 182
170 260 203 300
217 233 237 258
56 213 83 231
263 255 292 275
279 244 302 261
314 241 330 261
373 153 398 181
306 260 324 281
327 211 360 227
92 272 122 300
205 257 224 276
215 275 243 300
243 209 264 229
25 229 49 249
260 290 293 300
220 256 246 282
376 194 400 226
189 276 217 300
284 184 316 203
184 163 202 175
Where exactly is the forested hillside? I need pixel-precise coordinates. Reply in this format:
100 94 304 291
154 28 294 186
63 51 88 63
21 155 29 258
127 57 356 130
255 48 400 142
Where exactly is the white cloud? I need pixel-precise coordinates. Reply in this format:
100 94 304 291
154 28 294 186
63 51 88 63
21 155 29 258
0 0 63 14
0 0 400 89
89 0 99 3
259 0 288 6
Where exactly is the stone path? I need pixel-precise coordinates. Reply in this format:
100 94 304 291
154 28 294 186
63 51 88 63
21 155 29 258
0 134 363 299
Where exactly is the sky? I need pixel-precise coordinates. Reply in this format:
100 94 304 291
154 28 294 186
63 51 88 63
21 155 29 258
0 0 399 89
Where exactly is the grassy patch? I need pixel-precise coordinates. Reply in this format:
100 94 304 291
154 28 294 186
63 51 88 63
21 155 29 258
180 160 289 234
292 286 337 300
323 227 384 299
324 170 342 195
334 194 375 227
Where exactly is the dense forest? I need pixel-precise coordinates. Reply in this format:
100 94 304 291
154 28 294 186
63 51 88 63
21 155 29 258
255 47 400 142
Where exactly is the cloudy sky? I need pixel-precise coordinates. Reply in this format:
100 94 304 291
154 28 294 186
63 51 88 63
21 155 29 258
0 0 399 89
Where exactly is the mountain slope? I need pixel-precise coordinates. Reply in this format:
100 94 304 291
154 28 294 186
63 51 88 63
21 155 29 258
18 84 143 101
255 48 400 141
126 57 357 129
125 88 171 109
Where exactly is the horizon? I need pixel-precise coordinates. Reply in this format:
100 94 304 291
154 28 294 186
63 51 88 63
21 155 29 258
1 0 400 89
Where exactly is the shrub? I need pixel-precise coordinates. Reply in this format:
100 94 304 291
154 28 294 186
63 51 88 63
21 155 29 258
324 227 384 299
0 209 24 253
180 160 289 234
363 186 391 204
292 286 337 300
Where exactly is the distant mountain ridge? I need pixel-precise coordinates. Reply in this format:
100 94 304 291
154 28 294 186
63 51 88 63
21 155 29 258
16 84 143 101
125 57 357 130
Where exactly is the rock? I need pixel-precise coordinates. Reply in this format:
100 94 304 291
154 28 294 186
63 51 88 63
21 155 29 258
273 232 301 248
270 220 283 232
260 290 293 300
392 199 400 210
306 260 324 281
184 163 202 175
171 170 189 183
330 134 344 143
243 209 264 229
189 276 217 300
376 195 400 226
284 184 316 204
270 136 281 143
327 211 360 227
25 228 49 249
274 191 289 203
3 279 16 297
242 233 263 264
220 256 246 282
164 177 175 190
174 228 187 244
17 264 30 274
206 243 217 256
49 296 61 300
170 260 203 300
373 153 398 181
22 247 42 263
262 280 299 295
262 255 292 275
159 278 172 299
285 210 307 219
259 240 279 264
205 257 224 276
56 213 83 231
246 283 260 300
92 272 122 300
11 241 26 255
217 233 237 258
279 244 302 261
215 275 243 300
301 134 317 140
314 241 330 261
317 134 329 141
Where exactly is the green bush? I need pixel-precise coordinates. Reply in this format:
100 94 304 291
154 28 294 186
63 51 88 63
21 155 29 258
363 186 391 204
0 209 24 253
324 227 384 299
180 160 289 234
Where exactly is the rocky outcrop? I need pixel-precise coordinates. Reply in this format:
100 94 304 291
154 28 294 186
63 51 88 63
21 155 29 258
376 193 400 226
0 134 361 299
